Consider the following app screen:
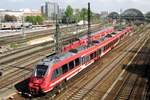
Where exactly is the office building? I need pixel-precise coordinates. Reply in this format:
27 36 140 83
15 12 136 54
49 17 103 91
41 2 59 20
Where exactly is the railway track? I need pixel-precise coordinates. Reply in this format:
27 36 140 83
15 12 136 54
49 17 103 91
17 26 145 99
82 30 150 100
0 26 146 99
107 38 150 100
0 25 102 75
0 24 102 98
52 27 150 100
0 25 101 65
0 49 55 98
0 24 100 46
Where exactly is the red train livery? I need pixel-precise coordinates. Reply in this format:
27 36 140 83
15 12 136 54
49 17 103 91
29 26 132 95
62 27 114 52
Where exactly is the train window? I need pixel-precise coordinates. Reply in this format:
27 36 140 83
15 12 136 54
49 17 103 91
62 64 68 74
96 50 99 55
90 53 94 60
108 43 110 47
69 61 74 70
107 44 109 48
98 49 101 55
104 45 106 51
75 58 80 66
51 69 61 80
82 57 86 64
107 44 109 49
109 43 111 47
82 57 84 64
35 65 48 77
85 56 90 62
93 52 96 58
112 42 113 46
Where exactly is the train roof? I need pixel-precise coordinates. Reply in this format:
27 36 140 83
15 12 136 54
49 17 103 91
36 27 128 68
37 37 103 68
38 52 76 68
69 45 87 53
80 27 113 40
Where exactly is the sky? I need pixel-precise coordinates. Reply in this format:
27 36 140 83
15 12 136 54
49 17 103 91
0 0 150 13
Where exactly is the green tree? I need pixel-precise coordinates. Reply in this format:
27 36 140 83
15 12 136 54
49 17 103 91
36 16 44 25
74 9 81 22
80 8 88 21
25 16 34 24
4 14 17 22
11 15 17 22
91 13 101 24
25 16 44 25
65 5 74 23
25 16 31 22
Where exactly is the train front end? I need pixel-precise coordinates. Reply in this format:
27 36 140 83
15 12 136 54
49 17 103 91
29 64 49 95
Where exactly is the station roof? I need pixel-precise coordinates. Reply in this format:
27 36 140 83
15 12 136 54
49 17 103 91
121 8 144 20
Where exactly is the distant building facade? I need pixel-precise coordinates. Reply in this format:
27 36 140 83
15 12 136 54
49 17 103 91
0 9 41 22
59 8 65 20
41 2 60 20
0 9 40 29
41 5 45 16
0 10 23 22
23 10 41 17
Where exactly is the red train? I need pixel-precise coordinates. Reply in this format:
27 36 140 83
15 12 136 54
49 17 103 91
62 27 114 52
28 26 132 95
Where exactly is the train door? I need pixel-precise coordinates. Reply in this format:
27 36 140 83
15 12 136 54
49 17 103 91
75 58 80 67
81 55 90 65
97 48 102 58
68 61 75 70
61 64 69 74
101 46 104 52
100 46 105 57
51 67 62 80
81 56 87 65
81 56 85 65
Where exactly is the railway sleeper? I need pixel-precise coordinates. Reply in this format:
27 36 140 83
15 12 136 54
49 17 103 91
45 80 67 99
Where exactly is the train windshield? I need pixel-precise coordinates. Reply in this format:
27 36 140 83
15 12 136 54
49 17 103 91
34 65 48 77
